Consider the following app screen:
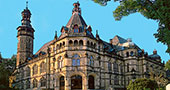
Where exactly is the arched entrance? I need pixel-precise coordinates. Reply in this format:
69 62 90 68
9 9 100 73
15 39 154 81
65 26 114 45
88 75 95 89
71 75 82 90
60 76 65 90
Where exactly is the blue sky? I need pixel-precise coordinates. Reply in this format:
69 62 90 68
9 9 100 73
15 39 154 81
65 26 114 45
0 0 169 62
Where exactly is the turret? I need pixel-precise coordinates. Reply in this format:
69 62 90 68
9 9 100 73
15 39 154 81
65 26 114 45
16 1 34 67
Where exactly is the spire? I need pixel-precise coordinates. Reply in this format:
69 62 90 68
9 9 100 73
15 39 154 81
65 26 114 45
21 1 32 27
72 1 81 15
96 30 100 39
26 1 28 9
66 1 87 28
54 31 58 40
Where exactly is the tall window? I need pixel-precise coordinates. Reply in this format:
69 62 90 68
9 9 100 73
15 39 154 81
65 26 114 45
40 77 46 87
126 52 129 57
121 77 123 85
58 56 63 68
32 64 38 75
114 76 119 85
74 40 78 46
40 62 46 73
130 51 134 56
72 54 80 66
25 67 30 77
89 56 94 66
113 62 118 73
33 78 38 88
26 79 30 89
108 62 112 71
120 64 123 74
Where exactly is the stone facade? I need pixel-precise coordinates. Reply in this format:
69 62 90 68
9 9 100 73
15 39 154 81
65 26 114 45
14 2 165 90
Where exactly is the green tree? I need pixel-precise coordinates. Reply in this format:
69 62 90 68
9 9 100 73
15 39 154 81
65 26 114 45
127 78 158 90
165 60 170 70
0 56 16 89
92 0 170 54
150 71 168 90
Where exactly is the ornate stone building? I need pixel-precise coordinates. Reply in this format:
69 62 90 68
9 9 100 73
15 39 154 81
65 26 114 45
15 1 166 90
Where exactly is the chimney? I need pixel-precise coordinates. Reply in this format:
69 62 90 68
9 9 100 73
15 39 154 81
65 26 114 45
153 49 157 54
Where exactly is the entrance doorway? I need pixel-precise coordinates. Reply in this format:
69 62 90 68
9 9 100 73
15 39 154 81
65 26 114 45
60 76 65 90
71 75 82 90
88 75 95 89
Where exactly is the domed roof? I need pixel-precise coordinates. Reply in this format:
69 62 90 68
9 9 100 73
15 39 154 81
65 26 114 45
148 49 161 60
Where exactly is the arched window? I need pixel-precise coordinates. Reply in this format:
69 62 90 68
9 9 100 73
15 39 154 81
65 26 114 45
63 42 65 47
89 56 94 66
126 52 129 57
33 78 38 88
74 40 78 46
40 77 46 87
108 62 112 71
73 24 79 33
88 75 95 89
114 76 119 85
58 56 63 68
40 62 46 73
26 79 30 89
130 51 134 56
59 43 62 48
32 64 38 75
72 54 80 66
71 75 82 89
69 40 73 46
25 67 30 77
79 40 83 46
113 62 118 73
91 42 93 47
57 44 59 49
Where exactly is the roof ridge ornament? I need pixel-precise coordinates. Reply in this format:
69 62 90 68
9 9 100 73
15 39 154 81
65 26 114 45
26 0 28 9
72 1 81 15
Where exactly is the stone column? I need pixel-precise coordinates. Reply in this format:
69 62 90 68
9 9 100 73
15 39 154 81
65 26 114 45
65 76 71 90
83 76 88 90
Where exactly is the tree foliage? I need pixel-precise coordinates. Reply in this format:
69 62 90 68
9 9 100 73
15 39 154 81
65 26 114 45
92 0 170 54
0 57 16 89
150 71 168 89
165 60 170 70
127 78 158 90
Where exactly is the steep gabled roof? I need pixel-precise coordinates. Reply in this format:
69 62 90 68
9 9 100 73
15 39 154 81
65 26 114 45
112 35 127 45
66 13 87 28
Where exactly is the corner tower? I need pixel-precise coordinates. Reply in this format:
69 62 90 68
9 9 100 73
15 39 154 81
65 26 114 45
16 2 34 67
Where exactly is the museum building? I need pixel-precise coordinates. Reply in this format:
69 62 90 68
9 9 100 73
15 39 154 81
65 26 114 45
14 1 165 90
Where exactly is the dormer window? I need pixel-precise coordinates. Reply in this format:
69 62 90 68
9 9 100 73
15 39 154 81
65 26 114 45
73 24 79 33
86 30 90 34
74 29 79 33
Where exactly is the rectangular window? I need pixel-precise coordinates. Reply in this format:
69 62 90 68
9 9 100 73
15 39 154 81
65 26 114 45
77 59 80 66
72 59 76 66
